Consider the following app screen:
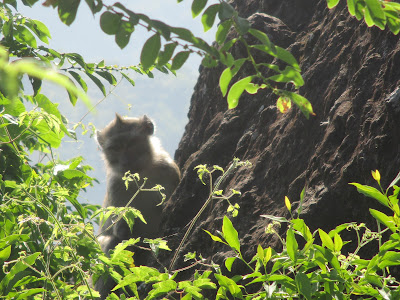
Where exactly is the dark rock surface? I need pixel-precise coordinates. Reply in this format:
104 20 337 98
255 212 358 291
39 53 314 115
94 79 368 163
157 0 400 272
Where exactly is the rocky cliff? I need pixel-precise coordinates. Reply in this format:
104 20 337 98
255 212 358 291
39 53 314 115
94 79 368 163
159 0 400 271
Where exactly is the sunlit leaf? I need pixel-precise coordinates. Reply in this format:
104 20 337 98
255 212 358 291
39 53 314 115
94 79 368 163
222 216 241 254
14 25 37 48
58 0 80 26
192 0 208 18
227 76 253 109
216 19 232 45
201 4 220 32
327 0 340 9
318 229 334 251
225 257 236 272
350 183 389 208
286 228 298 262
364 0 386 30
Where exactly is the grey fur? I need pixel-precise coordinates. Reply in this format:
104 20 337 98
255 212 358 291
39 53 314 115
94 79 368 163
94 114 180 298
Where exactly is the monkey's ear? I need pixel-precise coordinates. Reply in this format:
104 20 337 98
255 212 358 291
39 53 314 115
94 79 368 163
141 115 154 135
95 130 104 149
115 113 124 127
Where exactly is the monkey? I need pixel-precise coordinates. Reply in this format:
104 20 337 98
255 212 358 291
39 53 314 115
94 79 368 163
94 114 181 298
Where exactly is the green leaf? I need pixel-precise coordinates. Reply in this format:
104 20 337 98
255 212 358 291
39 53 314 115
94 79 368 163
216 19 232 45
0 235 30 249
148 280 177 298
58 0 80 26
201 55 218 68
100 11 122 35
11 60 91 106
225 257 236 272
96 71 117 85
276 46 300 71
386 7 400 34
1 98 26 116
86 72 106 96
354 1 366 20
150 20 171 40
347 0 356 15
227 76 253 109
298 186 306 216
219 58 246 97
157 43 177 66
245 83 264 94
121 72 135 87
379 251 400 269
214 274 242 297
34 94 67 135
295 273 312 300
350 183 389 208
327 0 340 9
257 245 272 265
252 44 278 58
286 228 298 262
291 219 313 242
14 25 37 48
85 0 102 14
370 209 397 233
314 244 341 271
192 0 208 18
218 1 236 21
141 34 161 70
171 26 196 43
27 19 51 44
235 16 250 35
249 28 274 49
281 91 314 119
201 4 220 32
171 51 190 70
268 66 304 88
222 216 241 254
203 229 226 244
116 20 134 49
318 229 334 251
0 252 40 294
364 0 386 30
0 246 11 264
69 71 88 92
333 233 343 252
68 194 86 219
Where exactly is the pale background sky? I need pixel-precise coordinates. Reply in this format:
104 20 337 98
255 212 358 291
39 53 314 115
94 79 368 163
18 0 217 206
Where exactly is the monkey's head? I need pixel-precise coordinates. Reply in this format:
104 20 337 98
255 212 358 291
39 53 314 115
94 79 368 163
96 114 155 173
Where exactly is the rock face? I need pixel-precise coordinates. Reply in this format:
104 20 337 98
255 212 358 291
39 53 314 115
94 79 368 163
159 0 400 270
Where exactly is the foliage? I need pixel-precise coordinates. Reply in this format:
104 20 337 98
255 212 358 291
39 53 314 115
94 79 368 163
327 0 400 34
1 0 400 299
2 0 314 117
197 170 400 299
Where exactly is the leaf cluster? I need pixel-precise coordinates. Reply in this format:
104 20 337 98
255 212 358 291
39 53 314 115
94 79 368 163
328 0 400 34
5 0 315 116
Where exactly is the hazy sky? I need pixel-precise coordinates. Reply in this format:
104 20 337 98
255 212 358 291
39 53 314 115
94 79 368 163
17 0 217 205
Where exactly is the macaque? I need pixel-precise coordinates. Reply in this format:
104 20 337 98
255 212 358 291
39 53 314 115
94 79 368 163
95 114 180 298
